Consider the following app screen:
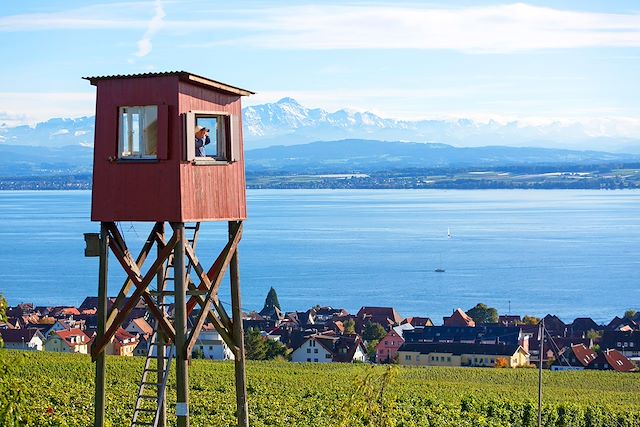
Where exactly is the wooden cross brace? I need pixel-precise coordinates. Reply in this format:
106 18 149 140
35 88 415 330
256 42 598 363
91 222 176 359
183 222 243 358
91 221 244 361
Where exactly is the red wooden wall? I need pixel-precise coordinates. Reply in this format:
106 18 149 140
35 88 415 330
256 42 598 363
90 74 247 223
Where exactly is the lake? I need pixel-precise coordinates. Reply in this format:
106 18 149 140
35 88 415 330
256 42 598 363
0 189 638 324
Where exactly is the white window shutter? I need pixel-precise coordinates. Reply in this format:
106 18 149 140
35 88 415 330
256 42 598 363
185 112 195 161
229 114 241 162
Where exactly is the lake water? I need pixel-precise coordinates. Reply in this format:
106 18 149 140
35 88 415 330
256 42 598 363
0 189 638 324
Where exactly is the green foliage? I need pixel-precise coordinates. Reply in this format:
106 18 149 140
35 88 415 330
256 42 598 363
586 329 602 340
192 348 205 359
244 328 289 361
2 351 640 426
244 328 267 360
362 322 387 342
0 352 28 427
467 303 499 324
522 315 541 326
261 287 281 312
623 309 637 320
343 318 356 335
366 340 379 363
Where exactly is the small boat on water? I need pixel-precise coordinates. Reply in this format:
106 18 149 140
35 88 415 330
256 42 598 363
447 227 452 239
434 268 445 273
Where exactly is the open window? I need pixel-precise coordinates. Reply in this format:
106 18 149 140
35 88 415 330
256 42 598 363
118 106 158 159
185 111 241 164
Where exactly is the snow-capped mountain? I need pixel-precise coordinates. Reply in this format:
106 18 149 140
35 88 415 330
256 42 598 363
242 98 640 152
1 98 639 153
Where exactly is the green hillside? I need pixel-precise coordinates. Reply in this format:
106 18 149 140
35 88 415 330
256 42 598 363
1 350 639 426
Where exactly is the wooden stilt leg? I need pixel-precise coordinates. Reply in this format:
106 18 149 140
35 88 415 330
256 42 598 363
94 223 109 427
229 221 249 427
173 223 189 427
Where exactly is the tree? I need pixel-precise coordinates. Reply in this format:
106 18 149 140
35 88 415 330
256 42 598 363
586 329 602 340
244 328 267 360
343 319 356 335
521 315 540 326
265 339 289 360
366 340 379 363
362 323 387 342
466 303 498 324
624 309 637 320
261 287 281 312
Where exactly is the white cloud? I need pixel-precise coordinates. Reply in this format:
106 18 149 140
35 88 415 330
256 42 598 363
135 0 166 57
0 92 95 126
189 3 640 52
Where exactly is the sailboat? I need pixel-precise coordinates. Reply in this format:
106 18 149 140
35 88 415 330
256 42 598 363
447 227 452 239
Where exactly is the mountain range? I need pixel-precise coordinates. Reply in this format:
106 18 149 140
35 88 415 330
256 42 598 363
2 97 640 153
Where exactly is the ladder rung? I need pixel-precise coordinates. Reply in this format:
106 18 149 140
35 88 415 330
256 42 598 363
185 225 199 230
133 423 154 426
135 408 156 413
138 395 157 400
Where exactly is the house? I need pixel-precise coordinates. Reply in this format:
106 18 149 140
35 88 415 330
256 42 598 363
542 314 568 337
551 344 597 371
375 323 414 363
291 334 367 363
356 307 403 331
404 325 527 351
125 317 154 339
0 328 45 351
600 330 640 360
401 317 434 327
192 323 234 360
568 318 601 338
443 308 475 327
106 328 138 357
45 329 90 354
133 334 151 356
498 315 522 326
586 349 636 372
606 316 637 332
50 306 81 318
398 342 529 368
46 318 86 337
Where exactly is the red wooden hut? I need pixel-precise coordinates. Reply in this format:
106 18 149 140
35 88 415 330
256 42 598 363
84 71 253 222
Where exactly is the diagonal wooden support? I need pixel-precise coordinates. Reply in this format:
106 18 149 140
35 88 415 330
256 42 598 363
91 231 178 358
184 225 241 356
104 222 162 329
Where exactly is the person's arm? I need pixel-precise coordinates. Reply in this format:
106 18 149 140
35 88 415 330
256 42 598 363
195 138 204 149
204 135 211 146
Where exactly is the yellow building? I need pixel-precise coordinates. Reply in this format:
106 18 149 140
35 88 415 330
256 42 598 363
398 342 529 368
44 329 89 354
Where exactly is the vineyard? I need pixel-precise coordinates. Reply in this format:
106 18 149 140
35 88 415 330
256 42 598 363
1 350 639 426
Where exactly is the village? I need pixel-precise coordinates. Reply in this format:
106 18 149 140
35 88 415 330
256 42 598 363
1 288 638 373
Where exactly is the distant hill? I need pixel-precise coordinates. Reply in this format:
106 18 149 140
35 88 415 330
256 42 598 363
1 139 639 178
246 139 640 173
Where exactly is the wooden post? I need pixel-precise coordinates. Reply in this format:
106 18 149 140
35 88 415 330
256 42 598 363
173 223 189 427
94 223 109 427
156 222 167 427
229 221 249 427
538 319 544 427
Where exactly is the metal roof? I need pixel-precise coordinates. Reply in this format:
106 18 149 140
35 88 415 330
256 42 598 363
82 71 254 96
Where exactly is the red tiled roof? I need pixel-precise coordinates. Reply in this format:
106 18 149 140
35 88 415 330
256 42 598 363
570 344 597 367
444 308 476 327
602 349 635 372
53 329 89 347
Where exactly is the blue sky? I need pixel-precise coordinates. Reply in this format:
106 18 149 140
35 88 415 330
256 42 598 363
1 0 640 138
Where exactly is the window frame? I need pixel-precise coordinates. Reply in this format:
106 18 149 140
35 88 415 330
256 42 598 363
117 105 159 160
184 110 241 165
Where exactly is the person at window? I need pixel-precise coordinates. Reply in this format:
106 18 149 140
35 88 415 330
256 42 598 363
195 125 210 157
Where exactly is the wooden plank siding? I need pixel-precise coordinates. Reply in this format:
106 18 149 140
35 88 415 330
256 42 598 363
90 74 248 222
178 82 247 222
